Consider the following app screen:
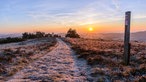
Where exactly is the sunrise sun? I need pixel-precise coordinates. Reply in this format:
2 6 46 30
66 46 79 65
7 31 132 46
88 27 93 31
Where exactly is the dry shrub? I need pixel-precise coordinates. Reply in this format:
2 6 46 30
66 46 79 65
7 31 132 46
26 51 34 56
77 52 90 59
87 55 107 66
3 49 14 56
0 63 5 74
13 48 21 54
91 68 105 77
138 76 146 82
7 67 19 76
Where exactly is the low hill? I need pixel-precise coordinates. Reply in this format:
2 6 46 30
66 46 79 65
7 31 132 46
80 31 146 42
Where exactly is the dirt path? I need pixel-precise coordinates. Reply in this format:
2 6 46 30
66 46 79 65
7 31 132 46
7 38 91 82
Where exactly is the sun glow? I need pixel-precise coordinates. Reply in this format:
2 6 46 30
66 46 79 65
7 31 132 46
88 27 93 31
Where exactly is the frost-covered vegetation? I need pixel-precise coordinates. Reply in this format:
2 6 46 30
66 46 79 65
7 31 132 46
0 37 57 81
66 38 146 82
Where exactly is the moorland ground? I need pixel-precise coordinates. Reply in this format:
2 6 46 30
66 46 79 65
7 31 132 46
65 38 146 82
0 37 145 82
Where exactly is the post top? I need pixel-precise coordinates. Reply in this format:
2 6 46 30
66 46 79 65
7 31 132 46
126 11 131 13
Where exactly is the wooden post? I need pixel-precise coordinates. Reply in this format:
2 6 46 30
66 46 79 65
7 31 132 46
124 11 131 65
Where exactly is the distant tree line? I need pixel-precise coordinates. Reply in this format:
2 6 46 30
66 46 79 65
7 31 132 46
0 28 80 44
22 31 45 39
0 31 61 44
22 32 61 39
0 37 24 44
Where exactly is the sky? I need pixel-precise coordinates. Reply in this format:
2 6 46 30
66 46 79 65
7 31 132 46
0 0 146 34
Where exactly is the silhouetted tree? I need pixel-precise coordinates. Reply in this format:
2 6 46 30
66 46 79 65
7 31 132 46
22 32 36 39
22 32 29 39
45 33 52 37
35 31 45 38
65 28 80 38
22 31 46 39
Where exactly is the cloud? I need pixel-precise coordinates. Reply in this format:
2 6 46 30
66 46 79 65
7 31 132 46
74 0 123 25
26 0 124 26
134 15 146 19
112 0 120 10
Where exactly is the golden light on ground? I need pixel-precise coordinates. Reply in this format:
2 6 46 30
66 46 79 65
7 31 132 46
88 27 93 31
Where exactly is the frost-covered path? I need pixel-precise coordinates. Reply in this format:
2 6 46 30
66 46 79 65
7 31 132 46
7 38 89 82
